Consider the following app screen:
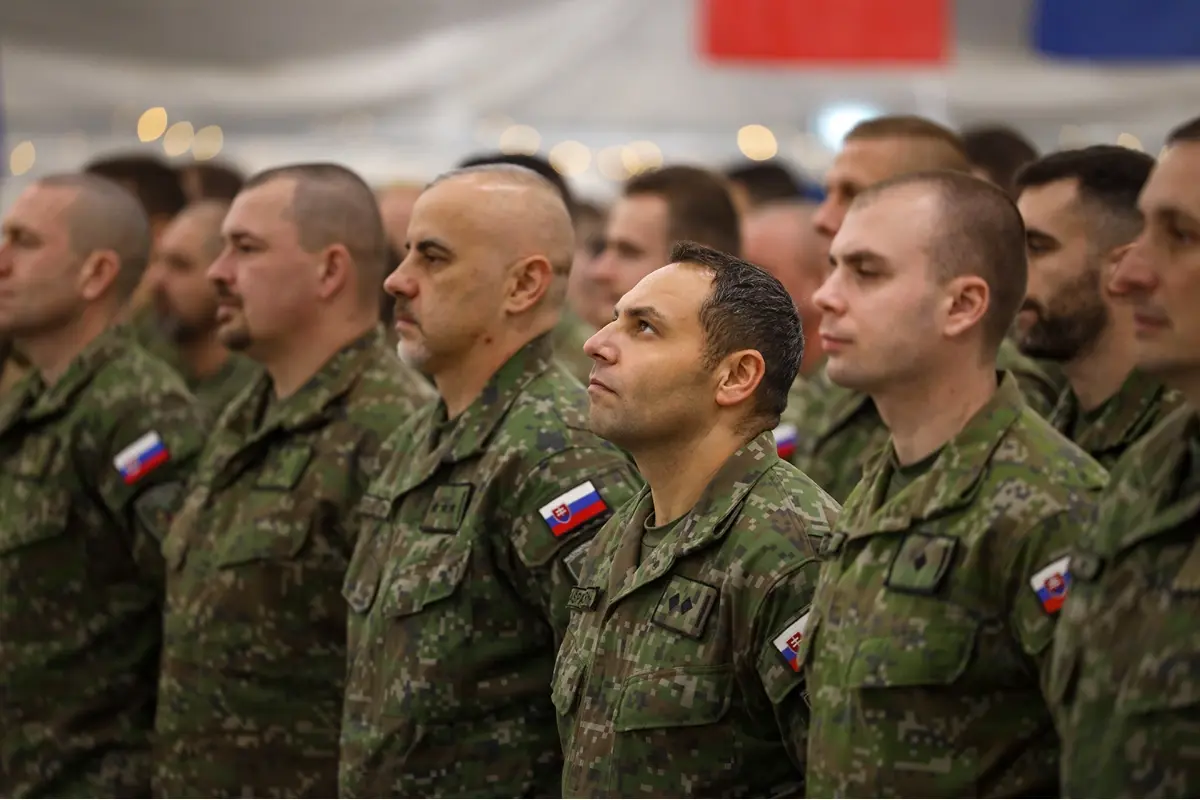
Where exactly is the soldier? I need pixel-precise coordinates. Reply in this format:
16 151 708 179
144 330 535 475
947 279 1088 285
153 163 434 797
0 174 204 796
1050 115 1200 796
777 116 1062 501
801 171 1106 796
0 340 28 396
555 242 840 797
338 165 643 797
143 200 261 418
1014 145 1183 468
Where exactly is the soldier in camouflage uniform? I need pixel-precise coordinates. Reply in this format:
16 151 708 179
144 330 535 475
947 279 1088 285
153 164 434 797
801 172 1106 796
338 165 642 797
1050 116 1200 796
0 340 28 396
1013 145 1184 470
554 242 839 797
142 200 261 418
0 174 204 797
776 115 1061 499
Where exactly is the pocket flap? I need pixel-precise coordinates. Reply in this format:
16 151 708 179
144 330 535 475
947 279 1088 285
551 656 586 716
846 619 978 689
0 486 69 555
1117 647 1200 715
380 542 472 618
613 664 734 733
215 513 311 567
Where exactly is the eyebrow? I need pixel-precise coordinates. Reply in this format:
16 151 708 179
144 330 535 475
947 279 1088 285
224 228 264 244
832 247 887 269
1025 227 1058 243
411 237 453 256
1151 206 1200 228
615 304 668 327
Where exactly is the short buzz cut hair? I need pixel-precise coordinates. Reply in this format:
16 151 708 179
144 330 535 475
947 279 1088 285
243 162 390 303
37 173 153 301
855 170 1028 352
84 153 187 220
723 160 803 207
962 125 1040 198
456 151 576 218
1015 144 1154 248
625 165 742 257
846 115 973 172
1167 115 1200 144
668 240 803 430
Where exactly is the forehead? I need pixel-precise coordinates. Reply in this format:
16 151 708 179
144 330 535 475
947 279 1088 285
1140 142 1200 218
827 138 916 186
609 194 669 237
833 186 939 258
1017 178 1083 224
223 178 296 236
619 262 711 320
6 183 78 231
406 178 509 242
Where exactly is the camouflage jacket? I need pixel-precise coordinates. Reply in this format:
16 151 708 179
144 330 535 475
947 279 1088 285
1047 369 1184 470
554 432 840 797
801 373 1107 797
551 310 596 386
0 326 204 797
154 328 432 798
777 339 1062 502
187 353 262 422
1051 404 1200 797
338 333 643 797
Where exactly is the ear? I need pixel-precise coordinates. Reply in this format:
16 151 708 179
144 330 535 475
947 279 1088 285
714 349 766 411
77 249 122 302
1103 241 1136 299
503 255 554 315
942 274 990 339
315 244 352 300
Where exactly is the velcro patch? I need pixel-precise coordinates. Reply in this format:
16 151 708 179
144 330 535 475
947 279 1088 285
772 611 811 672
539 481 609 537
420 483 472 533
567 585 600 611
885 534 957 594
651 575 718 639
562 541 592 584
113 431 171 485
1029 555 1072 614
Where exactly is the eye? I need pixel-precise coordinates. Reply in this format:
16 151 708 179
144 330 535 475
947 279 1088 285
1168 223 1197 246
636 319 656 334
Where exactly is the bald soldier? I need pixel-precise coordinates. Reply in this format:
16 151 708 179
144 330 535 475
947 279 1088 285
0 174 205 796
776 116 1062 502
143 201 260 417
153 164 434 797
338 166 643 796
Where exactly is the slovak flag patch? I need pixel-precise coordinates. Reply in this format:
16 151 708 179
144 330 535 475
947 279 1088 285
773 423 798 459
1030 556 1072 614
113 431 171 485
773 611 811 672
539 481 608 537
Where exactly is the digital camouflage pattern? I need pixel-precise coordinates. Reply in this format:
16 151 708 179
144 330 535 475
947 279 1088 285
1047 368 1184 470
154 328 433 798
802 373 1107 797
186 354 262 422
552 309 597 386
0 340 29 397
555 432 840 797
339 333 643 797
0 326 204 797
1051 404 1200 797
779 339 1062 502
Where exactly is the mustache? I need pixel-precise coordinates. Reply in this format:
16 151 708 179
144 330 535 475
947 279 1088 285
1019 298 1043 315
213 281 242 307
393 299 419 326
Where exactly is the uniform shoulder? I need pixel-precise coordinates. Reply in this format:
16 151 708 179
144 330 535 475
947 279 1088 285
724 460 839 566
987 407 1107 514
343 350 436 435
1109 403 1195 489
94 339 193 403
504 364 610 453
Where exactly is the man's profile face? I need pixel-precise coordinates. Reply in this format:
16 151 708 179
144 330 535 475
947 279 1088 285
146 209 224 344
587 194 671 325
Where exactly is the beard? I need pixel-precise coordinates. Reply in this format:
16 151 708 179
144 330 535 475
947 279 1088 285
1017 267 1109 362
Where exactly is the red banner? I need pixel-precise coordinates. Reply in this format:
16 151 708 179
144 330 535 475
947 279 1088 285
700 0 949 65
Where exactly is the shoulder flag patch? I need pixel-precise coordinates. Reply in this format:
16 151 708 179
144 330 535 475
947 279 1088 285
113 431 171 485
773 611 811 672
540 480 608 537
1030 556 1072 614
773 423 798 459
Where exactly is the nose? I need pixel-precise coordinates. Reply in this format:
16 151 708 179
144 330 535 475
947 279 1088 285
583 322 616 365
1110 235 1158 299
383 254 418 299
812 197 843 241
206 249 234 285
811 267 843 316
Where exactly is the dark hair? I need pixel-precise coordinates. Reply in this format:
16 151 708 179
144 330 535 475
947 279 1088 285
724 160 802 207
1167 115 1200 144
857 170 1028 352
962 125 1039 198
1015 145 1153 246
84 153 187 220
669 240 802 429
244 163 389 302
184 161 245 202
849 116 968 155
457 151 576 218
625 166 742 257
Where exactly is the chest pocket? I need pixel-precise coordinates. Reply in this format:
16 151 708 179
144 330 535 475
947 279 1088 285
0 435 69 556
845 616 979 690
380 535 473 619
213 446 316 566
551 652 586 718
613 664 735 732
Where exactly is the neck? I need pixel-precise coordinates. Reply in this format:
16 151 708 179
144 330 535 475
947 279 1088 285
799 324 825 376
178 333 233 382
436 317 554 420
874 360 998 466
18 306 117 386
264 317 375 400
1061 320 1137 413
636 423 747 525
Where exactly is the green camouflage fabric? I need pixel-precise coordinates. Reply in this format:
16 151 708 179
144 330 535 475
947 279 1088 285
0 340 29 397
339 333 643 797
0 326 204 797
154 327 433 798
1047 369 1184 470
778 339 1062 502
187 354 262 421
555 431 840 797
124 304 179 369
552 310 597 386
802 373 1107 797
1051 404 1200 797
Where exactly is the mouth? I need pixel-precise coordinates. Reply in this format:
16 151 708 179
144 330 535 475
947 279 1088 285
587 377 615 395
819 331 851 351
1132 311 1170 332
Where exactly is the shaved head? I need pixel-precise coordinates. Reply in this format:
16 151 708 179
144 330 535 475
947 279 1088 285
243 163 389 306
174 200 230 264
37 173 152 300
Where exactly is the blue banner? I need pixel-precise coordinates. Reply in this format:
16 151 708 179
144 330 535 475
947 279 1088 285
1034 0 1200 61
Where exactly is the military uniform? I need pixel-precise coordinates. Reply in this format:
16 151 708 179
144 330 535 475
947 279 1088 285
554 432 840 797
154 328 433 797
186 354 262 421
339 333 643 797
801 374 1107 797
552 309 597 386
778 339 1062 502
0 327 204 797
1047 369 1184 470
0 340 28 397
1051 404 1200 797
